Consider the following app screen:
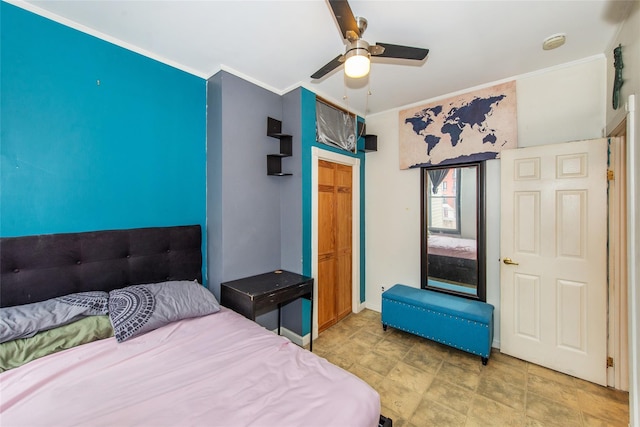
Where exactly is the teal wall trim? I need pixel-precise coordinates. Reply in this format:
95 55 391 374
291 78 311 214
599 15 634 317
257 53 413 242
357 118 367 304
301 88 316 278
300 88 316 335
311 139 362 158
1 3 207 278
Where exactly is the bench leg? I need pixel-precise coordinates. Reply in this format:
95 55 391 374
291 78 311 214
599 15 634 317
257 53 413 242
482 357 488 366
382 324 387 331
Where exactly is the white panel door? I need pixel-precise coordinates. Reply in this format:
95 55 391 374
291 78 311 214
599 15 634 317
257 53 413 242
500 138 608 385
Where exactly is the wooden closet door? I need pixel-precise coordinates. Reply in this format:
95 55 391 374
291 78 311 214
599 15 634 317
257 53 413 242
317 160 352 333
335 164 352 321
318 160 336 332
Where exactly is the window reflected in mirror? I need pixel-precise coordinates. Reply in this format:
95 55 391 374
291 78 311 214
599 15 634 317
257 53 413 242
421 162 486 301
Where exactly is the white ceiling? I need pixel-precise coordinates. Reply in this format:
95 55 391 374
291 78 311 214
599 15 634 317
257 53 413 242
13 0 634 116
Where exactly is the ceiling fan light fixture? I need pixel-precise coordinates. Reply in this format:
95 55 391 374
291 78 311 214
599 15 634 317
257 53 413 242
344 48 370 78
310 2 429 80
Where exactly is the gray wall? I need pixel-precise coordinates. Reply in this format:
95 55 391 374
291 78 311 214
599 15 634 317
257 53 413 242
280 88 304 334
207 73 223 297
207 72 302 331
206 72 281 290
280 88 303 273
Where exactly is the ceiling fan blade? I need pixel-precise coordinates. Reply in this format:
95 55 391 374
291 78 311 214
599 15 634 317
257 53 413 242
373 42 429 61
328 0 360 39
311 54 345 79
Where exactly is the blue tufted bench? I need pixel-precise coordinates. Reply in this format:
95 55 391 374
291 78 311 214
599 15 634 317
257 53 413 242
381 284 494 365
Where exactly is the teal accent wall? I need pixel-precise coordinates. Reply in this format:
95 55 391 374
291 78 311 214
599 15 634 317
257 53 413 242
300 88 316 335
1 3 206 274
357 118 367 304
300 88 316 278
1 3 367 332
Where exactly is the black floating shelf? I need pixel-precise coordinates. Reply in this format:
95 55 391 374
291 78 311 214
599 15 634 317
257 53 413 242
266 117 293 176
267 117 283 136
276 137 293 156
267 154 292 176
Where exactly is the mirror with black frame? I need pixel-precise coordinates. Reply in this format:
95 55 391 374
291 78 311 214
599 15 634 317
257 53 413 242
421 162 486 301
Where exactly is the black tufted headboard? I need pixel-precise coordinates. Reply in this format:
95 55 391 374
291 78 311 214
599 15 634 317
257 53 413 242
0 225 202 308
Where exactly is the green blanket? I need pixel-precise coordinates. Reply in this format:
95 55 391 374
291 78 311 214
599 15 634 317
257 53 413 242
0 315 113 372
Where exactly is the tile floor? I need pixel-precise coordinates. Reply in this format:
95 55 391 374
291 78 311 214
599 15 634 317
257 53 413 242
311 309 629 427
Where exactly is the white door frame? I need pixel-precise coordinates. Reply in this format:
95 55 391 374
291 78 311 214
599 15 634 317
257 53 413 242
607 135 628 390
311 146 361 339
625 94 638 426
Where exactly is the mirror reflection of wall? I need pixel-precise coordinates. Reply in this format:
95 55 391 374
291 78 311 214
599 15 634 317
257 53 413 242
459 167 477 240
421 162 486 301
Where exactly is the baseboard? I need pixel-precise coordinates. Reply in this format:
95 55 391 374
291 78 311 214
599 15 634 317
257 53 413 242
365 301 381 313
272 327 310 347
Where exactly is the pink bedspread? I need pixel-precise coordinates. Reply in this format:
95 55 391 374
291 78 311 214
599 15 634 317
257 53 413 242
428 234 477 260
0 308 380 427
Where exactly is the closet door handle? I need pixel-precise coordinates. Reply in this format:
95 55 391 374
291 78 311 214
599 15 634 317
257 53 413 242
503 257 519 265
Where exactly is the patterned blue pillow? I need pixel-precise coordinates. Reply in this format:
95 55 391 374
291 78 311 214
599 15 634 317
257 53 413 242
108 281 220 343
0 291 109 344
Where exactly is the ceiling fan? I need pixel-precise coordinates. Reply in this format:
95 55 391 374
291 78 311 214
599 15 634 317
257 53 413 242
311 0 430 80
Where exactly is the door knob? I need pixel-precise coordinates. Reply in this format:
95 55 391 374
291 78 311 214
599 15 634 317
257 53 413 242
503 257 519 265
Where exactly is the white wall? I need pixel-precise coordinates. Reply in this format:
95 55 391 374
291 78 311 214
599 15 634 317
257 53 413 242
459 166 477 240
365 57 606 348
605 1 639 134
366 112 422 301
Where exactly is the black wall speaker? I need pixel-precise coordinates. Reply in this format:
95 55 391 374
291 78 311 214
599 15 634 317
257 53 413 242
364 134 377 152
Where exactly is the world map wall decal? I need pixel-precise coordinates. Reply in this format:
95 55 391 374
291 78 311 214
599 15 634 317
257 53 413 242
399 81 517 169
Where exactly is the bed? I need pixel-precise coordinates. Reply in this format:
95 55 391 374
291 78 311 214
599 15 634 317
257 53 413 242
427 234 477 286
0 225 381 427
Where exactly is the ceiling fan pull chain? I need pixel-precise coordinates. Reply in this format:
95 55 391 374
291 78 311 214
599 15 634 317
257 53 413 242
358 79 371 139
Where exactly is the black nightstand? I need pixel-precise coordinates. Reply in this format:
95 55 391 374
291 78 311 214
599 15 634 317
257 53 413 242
220 270 314 351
